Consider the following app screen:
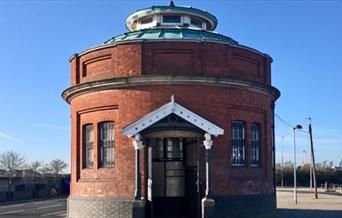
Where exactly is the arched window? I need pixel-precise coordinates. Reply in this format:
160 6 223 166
231 120 245 166
251 123 261 167
83 124 94 168
99 121 115 168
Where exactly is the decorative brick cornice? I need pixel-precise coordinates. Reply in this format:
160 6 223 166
62 75 280 104
68 39 272 63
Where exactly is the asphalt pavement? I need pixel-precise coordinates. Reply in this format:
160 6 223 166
276 189 342 218
0 198 66 218
1 191 341 218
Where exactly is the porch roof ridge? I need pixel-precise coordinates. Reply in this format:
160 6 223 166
122 95 224 137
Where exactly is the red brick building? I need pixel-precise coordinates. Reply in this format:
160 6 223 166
62 2 280 218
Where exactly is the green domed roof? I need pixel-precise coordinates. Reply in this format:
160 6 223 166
69 2 270 61
104 28 238 45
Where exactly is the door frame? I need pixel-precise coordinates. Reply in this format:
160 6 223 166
144 137 201 218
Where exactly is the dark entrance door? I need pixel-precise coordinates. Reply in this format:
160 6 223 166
148 138 199 218
184 139 200 218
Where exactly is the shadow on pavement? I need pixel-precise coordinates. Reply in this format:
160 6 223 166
275 209 342 218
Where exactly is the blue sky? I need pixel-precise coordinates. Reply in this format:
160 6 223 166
0 1 341 172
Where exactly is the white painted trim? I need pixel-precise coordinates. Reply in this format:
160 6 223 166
203 133 213 150
133 134 142 150
137 15 157 30
125 8 217 31
122 96 224 137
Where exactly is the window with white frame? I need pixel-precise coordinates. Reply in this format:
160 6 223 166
140 16 153 25
251 123 261 167
231 120 245 166
99 121 115 168
83 124 94 168
163 15 181 24
139 16 155 30
191 17 202 28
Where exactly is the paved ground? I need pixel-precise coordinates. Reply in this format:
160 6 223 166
0 198 66 218
275 188 342 218
0 191 341 218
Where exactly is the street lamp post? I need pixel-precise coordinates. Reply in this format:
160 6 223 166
293 124 302 204
281 136 284 188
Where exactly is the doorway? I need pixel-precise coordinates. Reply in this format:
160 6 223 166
147 137 200 218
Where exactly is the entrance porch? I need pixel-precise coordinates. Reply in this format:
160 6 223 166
123 96 224 218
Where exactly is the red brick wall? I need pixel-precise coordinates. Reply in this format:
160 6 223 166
68 40 275 199
70 41 272 86
69 86 274 198
70 43 143 85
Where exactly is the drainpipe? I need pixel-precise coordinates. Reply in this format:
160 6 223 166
271 101 276 194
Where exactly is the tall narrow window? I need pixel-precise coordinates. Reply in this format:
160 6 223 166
99 121 115 168
83 124 94 168
231 120 245 166
251 123 261 167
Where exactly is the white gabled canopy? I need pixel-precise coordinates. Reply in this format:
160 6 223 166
122 96 224 137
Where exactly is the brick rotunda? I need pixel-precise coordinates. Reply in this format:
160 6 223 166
62 1 280 218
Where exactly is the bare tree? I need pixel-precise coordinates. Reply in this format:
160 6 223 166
49 159 68 176
47 159 68 193
39 164 52 175
24 160 44 177
19 160 44 198
0 151 26 193
30 161 43 173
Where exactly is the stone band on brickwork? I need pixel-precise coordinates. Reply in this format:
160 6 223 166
62 75 280 103
68 196 144 218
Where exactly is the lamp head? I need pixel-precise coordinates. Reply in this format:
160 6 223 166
294 124 303 130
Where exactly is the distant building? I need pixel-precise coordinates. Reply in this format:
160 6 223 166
62 1 280 218
329 161 334 168
0 170 7 177
0 175 69 202
302 150 308 166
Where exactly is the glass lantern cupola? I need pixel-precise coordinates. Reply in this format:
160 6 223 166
125 0 218 32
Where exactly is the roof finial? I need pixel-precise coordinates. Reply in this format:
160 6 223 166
171 95 175 103
171 95 175 112
169 0 175 7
